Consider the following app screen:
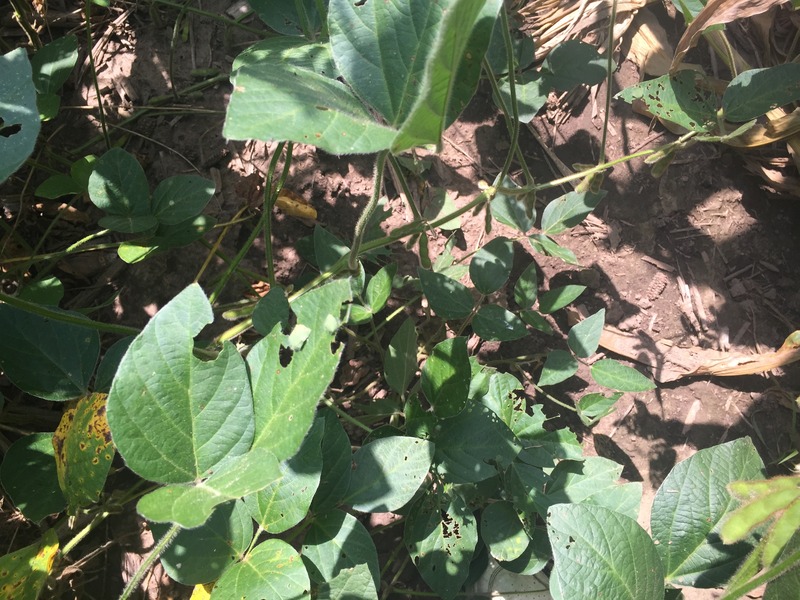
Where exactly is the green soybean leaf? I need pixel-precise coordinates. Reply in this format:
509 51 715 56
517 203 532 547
473 305 528 341
35 173 83 199
514 262 539 308
0 48 41 183
313 225 350 273
577 392 623 426
88 148 156 233
248 0 324 37
423 188 462 230
0 529 59 600
345 436 434 512
94 337 134 393
107 284 253 483
17 276 63 306
470 236 514 294
528 233 579 265
151 174 214 225
541 40 608 91
0 304 100 401
651 437 765 587
0 433 66 521
384 318 418 395
422 337 470 418
418 268 474 320
723 64 800 122
764 530 800 600
481 500 529 562
302 509 381 593
312 563 378 600
548 504 664 600
252 286 290 335
244 417 323 534
541 189 606 235
491 177 536 232
537 285 586 314
312 409 353 511
537 350 578 387
590 359 655 392
365 263 395 312
497 70 549 122
233 38 336 75
405 491 478 600
520 309 553 334
567 309 605 358
211 539 310 600
31 34 78 94
248 279 351 461
117 215 217 264
154 500 252 585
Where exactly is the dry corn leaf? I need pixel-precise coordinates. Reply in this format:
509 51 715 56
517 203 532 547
627 7 673 77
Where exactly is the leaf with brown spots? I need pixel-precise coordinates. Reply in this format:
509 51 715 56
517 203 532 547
0 529 59 600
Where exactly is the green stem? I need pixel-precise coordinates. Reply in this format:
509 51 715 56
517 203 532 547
494 7 521 184
118 522 181 600
598 0 617 163
720 548 800 600
85 2 110 150
322 398 373 434
388 155 423 221
263 142 290 287
531 382 577 413
349 151 389 270
61 510 112 556
149 0 265 35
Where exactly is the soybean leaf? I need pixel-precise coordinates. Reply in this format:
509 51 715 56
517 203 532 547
499 533 551 576
418 268 474 320
314 225 350 273
481 500 529 562
302 509 381 593
31 34 78 94
248 0 324 37
541 189 606 235
590 359 655 392
117 215 217 264
88 148 156 233
567 309 605 358
154 500 252 585
94 336 134 393
312 409 353 511
363 263 395 314
405 491 478 600
514 262 539 308
473 305 528 341
497 70 549 122
538 285 586 314
485 18 535 74
423 188 461 230
0 433 65 521
0 304 100 401
528 233 579 265
345 436 435 512
252 286 290 335
313 563 378 600
470 236 514 294
723 63 800 122
537 350 578 387
107 284 254 483
248 279 351 461
0 48 41 183
651 437 765 587
211 539 310 600
151 175 214 225
577 392 623 427
520 310 553 334
491 177 536 232
548 504 664 600
384 318 418 395
233 38 336 76
0 529 59 600
541 40 608 91
422 337 470 418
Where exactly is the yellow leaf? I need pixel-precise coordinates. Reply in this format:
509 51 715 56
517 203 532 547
274 191 317 221
189 582 215 600
0 529 59 600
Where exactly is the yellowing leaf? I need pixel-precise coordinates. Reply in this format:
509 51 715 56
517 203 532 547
0 529 59 600
189 582 215 599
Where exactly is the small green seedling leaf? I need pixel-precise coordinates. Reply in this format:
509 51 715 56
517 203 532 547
0 304 99 401
0 529 59 599
481 500 530 562
528 233 579 265
497 70 549 122
538 350 578 387
548 504 664 600
590 359 655 392
35 174 83 198
52 393 113 513
577 392 623 426
312 409 353 511
345 436 434 512
470 236 514 294
723 64 800 122
473 304 528 341
88 148 156 233
514 262 539 308
384 318 418 395
211 539 310 600
418 268 474 320
154 500 252 585
151 175 214 225
651 437 765 587
422 337 470 418
538 285 586 314
0 433 66 521
568 309 605 358
0 48 41 183
541 189 606 235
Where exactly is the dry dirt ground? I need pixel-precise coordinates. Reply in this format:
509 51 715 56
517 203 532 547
2 1 800 598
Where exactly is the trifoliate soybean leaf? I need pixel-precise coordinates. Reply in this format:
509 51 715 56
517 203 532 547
590 359 655 392
248 0 324 37
154 500 252 585
151 175 214 225
137 448 281 528
0 304 99 401
423 188 462 230
541 189 606 235
365 263 395 312
421 337 470 418
37 92 60 121
88 148 156 233
481 500 530 562
107 284 254 483
244 417 323 534
473 305 528 341
384 317 418 395
312 409 353 512
211 539 310 600
345 436 434 512
0 48 41 184
537 285 585 314
577 392 623 426
17 276 63 306
520 310 553 334
432 402 521 483
537 350 578 387
248 280 351 462
651 437 765 588
723 64 800 122
470 236 514 294
548 504 664 600
0 529 59 600
405 491 479 600
542 40 608 91
31 34 78 94
514 262 539 308
52 393 113 513
478 370 524 426
528 233 578 265
491 178 536 232
252 285 290 335
418 268 474 320
0 433 65 521
232 38 336 76
302 509 381 592
94 336 134 393
568 309 605 358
